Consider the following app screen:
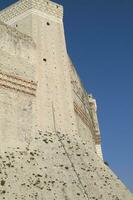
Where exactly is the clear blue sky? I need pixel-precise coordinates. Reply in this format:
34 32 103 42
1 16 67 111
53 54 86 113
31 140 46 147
0 0 133 193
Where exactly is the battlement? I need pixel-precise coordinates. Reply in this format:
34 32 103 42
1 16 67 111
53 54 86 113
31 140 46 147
0 0 63 23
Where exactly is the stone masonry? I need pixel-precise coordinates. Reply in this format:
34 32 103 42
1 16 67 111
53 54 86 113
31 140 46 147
0 0 132 199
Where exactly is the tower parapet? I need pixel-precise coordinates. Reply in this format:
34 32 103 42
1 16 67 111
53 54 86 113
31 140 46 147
0 0 63 24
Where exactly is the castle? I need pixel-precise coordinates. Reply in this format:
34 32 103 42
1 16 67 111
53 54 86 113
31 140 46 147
0 0 132 199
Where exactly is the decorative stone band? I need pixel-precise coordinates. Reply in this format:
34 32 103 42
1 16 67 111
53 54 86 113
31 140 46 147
95 134 101 145
74 102 95 140
74 101 101 145
0 0 63 23
0 71 37 96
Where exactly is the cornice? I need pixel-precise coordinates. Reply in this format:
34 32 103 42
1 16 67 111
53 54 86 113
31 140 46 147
0 0 63 23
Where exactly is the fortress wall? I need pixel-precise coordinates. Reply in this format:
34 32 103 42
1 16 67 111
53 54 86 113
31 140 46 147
0 88 35 151
0 21 37 151
68 58 103 159
0 21 36 64
0 1 132 199
75 113 96 150
31 13 79 135
0 49 36 81
0 0 79 137
68 58 101 153
0 21 36 80
0 0 103 158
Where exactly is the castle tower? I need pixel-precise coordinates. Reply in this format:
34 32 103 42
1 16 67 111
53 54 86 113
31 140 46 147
0 0 102 157
0 0 132 199
0 0 78 148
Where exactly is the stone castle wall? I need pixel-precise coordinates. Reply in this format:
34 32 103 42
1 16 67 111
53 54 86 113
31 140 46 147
0 20 37 151
0 13 103 158
0 0 100 151
0 0 132 199
68 57 103 158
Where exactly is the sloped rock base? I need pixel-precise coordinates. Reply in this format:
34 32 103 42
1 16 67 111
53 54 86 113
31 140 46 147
0 130 132 200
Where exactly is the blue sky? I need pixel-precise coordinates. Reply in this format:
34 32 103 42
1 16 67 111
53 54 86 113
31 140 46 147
0 0 133 192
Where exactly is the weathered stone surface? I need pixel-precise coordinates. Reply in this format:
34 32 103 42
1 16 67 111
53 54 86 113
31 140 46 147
0 130 132 199
0 0 132 199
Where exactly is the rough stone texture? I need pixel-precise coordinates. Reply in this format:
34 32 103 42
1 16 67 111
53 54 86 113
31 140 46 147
0 0 63 22
68 58 103 159
0 130 133 200
0 0 132 199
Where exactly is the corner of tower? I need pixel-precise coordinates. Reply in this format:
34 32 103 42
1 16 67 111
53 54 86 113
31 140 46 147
0 0 63 25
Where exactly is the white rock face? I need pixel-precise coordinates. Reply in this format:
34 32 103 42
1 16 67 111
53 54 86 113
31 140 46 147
0 0 132 199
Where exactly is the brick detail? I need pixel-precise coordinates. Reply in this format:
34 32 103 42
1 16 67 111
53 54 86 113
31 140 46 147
95 135 101 145
0 71 37 96
0 0 63 23
74 101 101 145
74 102 95 139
